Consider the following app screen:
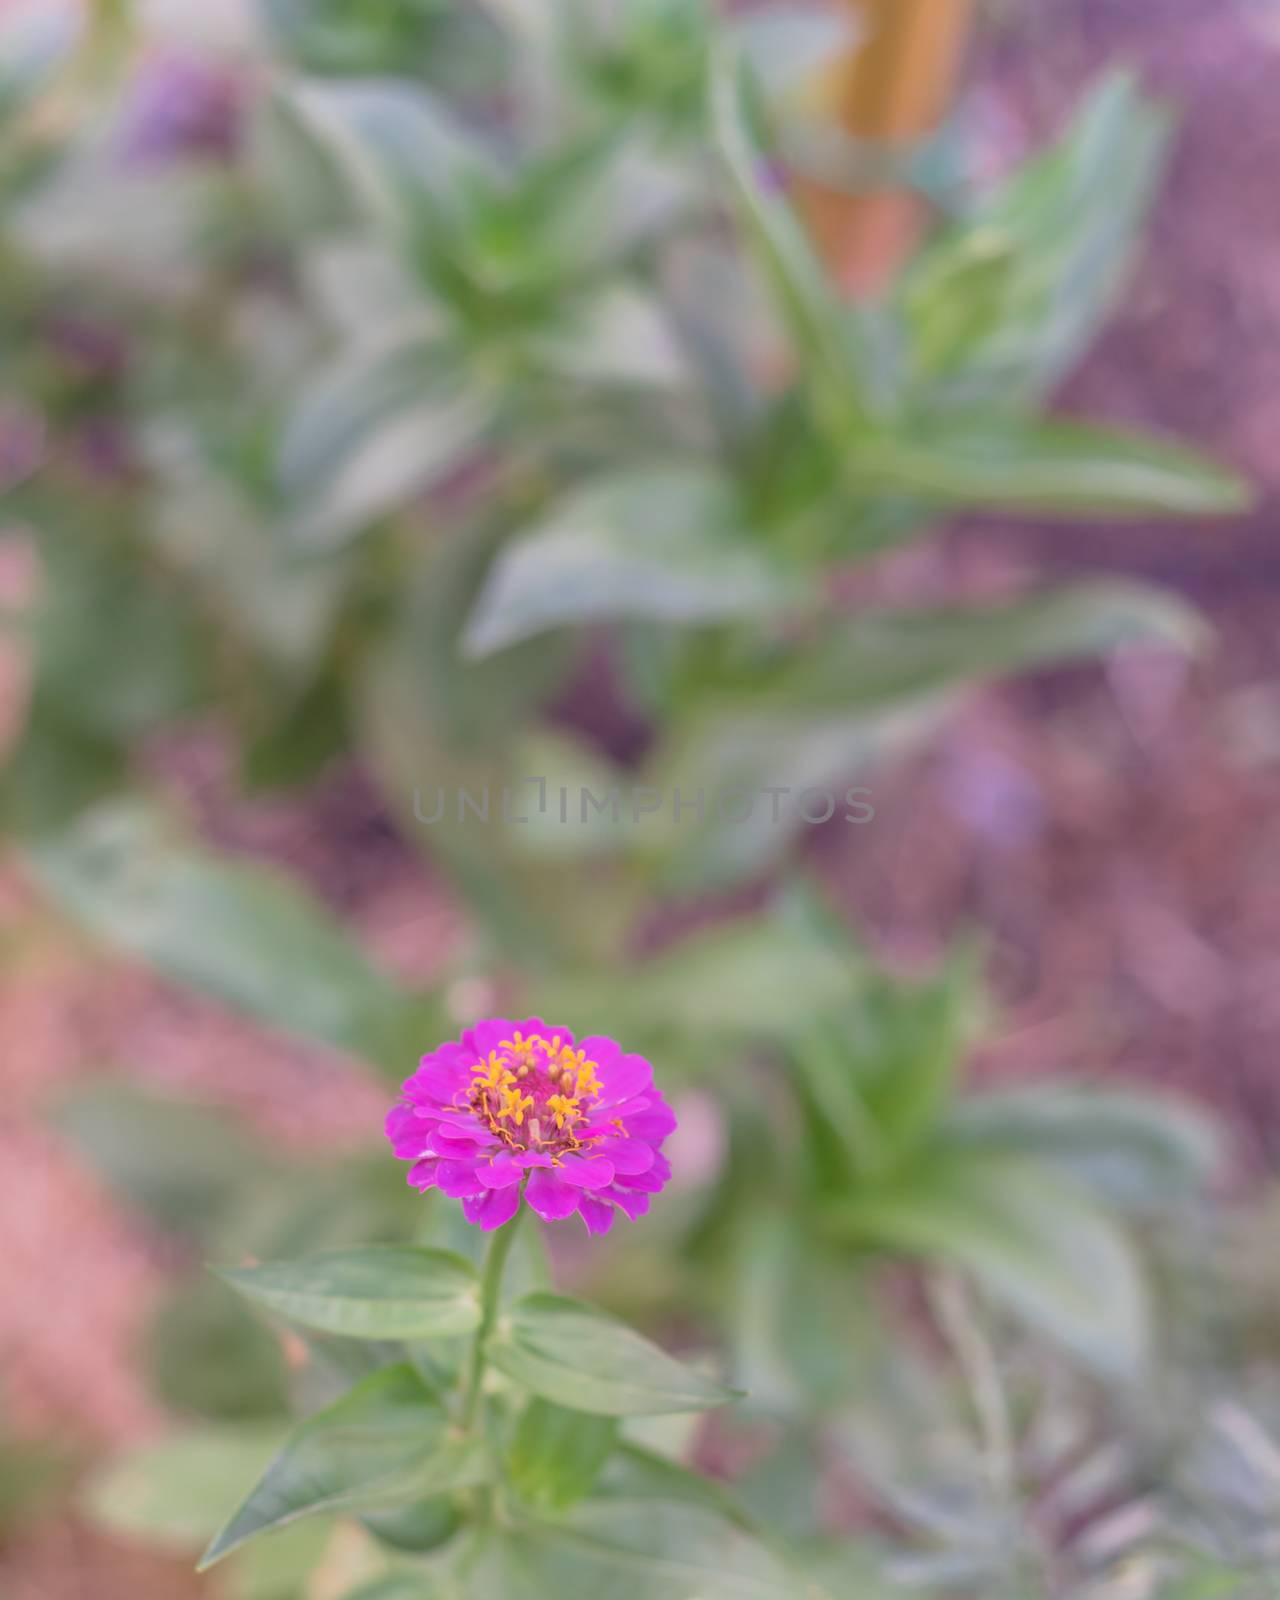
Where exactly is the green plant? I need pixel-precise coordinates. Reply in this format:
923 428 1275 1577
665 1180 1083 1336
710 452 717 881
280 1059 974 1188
1 2 1263 1594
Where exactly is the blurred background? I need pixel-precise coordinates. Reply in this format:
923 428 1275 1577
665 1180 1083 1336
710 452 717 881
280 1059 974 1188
2 0 1280 1596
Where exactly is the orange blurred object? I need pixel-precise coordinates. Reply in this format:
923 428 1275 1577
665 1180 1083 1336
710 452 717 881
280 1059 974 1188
801 0 975 296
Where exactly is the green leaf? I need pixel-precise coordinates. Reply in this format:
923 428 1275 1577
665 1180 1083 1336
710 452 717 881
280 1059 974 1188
828 1151 1149 1379
710 52 877 421
33 521 209 740
491 1293 738 1417
850 415 1249 519
279 338 491 548
534 287 691 389
778 580 1208 707
792 947 983 1187
24 800 432 1072
471 1500 804 1599
840 942 984 1161
263 0 471 78
200 1365 488 1569
902 72 1171 401
278 338 445 495
360 1495 462 1554
509 1398 617 1511
218 1247 482 1340
729 1212 879 1414
463 466 801 657
644 579 1207 891
945 1085 1223 1214
84 1425 287 1550
598 1443 756 1530
285 77 501 239
543 893 860 1046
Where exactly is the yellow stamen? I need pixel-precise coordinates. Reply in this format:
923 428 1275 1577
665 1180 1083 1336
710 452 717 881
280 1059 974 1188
499 1086 534 1126
472 1051 515 1092
548 1045 600 1098
499 1030 542 1069
547 1093 582 1131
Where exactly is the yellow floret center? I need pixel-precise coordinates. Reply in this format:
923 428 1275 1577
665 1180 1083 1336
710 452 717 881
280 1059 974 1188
469 1034 604 1155
547 1092 582 1131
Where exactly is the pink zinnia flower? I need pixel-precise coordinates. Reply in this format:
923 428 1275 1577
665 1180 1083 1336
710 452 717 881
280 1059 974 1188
386 1018 675 1234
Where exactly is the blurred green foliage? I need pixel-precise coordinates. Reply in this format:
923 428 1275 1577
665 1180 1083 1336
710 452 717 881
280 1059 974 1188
0 0 1269 1596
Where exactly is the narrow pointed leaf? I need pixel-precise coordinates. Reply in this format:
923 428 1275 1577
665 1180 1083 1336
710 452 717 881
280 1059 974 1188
471 1500 804 1598
491 1293 737 1416
850 416 1249 518
279 339 490 549
638 579 1208 891
463 467 800 657
710 52 873 418
509 1398 617 1510
285 78 500 235
218 1247 482 1340
199 1365 487 1569
945 1084 1222 1213
23 800 435 1073
828 1152 1149 1379
902 72 1172 400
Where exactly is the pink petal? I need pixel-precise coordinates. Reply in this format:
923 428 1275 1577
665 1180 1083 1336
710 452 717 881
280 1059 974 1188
578 1194 616 1235
462 1183 521 1230
407 1157 440 1190
596 1051 652 1109
403 1047 470 1105
526 1167 579 1221
423 1130 481 1160
604 1185 651 1221
429 1112 497 1145
386 1104 433 1160
591 1136 654 1176
478 1150 523 1189
514 1150 553 1169
436 1159 485 1198
461 1017 519 1056
578 1121 623 1141
578 1034 623 1075
620 1151 671 1194
554 1153 615 1190
622 1098 678 1143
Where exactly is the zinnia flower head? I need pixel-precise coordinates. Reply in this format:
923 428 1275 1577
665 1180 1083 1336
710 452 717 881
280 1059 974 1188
386 1018 675 1233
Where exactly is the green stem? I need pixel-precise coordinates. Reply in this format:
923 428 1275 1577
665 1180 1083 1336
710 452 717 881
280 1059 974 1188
462 1204 524 1430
